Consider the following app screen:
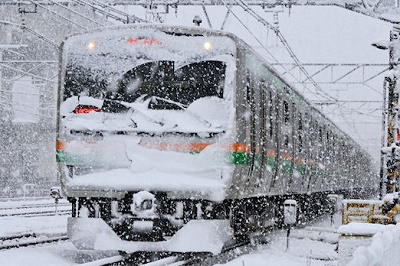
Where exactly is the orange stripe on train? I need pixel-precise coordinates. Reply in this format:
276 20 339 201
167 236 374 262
56 140 313 167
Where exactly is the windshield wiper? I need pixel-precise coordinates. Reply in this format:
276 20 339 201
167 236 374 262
150 96 213 128
109 97 165 127
72 96 165 127
150 96 187 110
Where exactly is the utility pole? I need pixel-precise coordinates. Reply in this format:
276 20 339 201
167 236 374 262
384 26 400 194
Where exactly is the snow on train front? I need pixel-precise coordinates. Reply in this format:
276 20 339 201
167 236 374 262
56 25 237 252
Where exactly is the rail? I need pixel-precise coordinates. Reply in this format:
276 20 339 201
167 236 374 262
0 233 68 250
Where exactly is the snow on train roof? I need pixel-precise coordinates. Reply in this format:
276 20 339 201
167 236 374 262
63 25 237 60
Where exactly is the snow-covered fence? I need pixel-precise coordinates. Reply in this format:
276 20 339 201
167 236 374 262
346 223 400 266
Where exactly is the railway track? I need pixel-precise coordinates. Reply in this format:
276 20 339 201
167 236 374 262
0 201 71 217
114 225 340 266
0 209 71 217
0 214 340 265
0 232 68 250
73 233 263 266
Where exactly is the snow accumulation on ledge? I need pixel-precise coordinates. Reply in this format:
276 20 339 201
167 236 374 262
341 223 400 266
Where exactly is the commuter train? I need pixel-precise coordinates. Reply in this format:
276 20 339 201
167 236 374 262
56 24 376 250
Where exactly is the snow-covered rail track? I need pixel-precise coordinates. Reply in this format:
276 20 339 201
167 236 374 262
0 202 71 217
0 209 71 217
88 236 257 266
81 252 208 266
0 233 68 250
0 202 70 211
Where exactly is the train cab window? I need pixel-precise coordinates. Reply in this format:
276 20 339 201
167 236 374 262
65 60 227 111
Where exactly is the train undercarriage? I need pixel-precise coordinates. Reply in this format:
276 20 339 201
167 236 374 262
65 189 362 253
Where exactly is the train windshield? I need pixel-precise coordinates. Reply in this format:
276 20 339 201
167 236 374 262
60 28 236 135
64 60 226 112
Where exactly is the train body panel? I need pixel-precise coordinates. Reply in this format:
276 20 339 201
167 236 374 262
57 24 377 245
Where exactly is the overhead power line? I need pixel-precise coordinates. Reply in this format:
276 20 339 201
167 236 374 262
230 0 337 102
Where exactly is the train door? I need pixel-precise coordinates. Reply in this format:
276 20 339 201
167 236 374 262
265 87 278 193
243 67 260 196
301 112 310 192
322 127 332 191
312 122 322 192
281 95 294 194
269 90 293 194
325 129 333 189
330 133 339 190
315 122 324 191
269 89 281 193
306 118 318 193
290 109 306 193
257 80 269 192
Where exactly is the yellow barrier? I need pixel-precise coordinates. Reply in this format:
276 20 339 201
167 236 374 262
342 200 394 225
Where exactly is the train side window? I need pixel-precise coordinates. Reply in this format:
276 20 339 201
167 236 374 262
283 100 289 124
298 135 303 153
312 121 318 158
298 114 303 153
269 91 274 138
245 69 251 104
284 135 289 148
260 80 267 118
326 130 332 160
332 134 337 158
318 127 322 142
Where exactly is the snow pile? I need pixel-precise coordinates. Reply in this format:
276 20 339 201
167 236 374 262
346 223 400 266
338 222 393 236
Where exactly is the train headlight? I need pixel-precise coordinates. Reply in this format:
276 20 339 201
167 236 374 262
203 41 212 51
87 41 96 50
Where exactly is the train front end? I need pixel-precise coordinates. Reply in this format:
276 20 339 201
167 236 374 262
57 26 237 251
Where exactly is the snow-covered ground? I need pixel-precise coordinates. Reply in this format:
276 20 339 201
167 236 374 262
0 198 348 266
0 205 341 266
1 198 400 265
